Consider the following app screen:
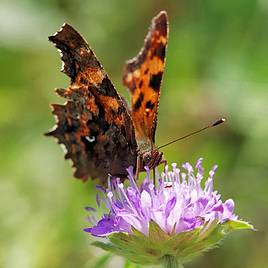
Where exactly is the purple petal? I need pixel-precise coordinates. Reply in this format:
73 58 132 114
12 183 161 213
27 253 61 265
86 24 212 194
165 196 176 218
205 178 214 193
85 206 96 212
126 188 142 214
224 199 235 213
127 166 140 194
197 197 209 208
195 158 203 169
182 162 193 173
222 199 236 220
209 165 218 178
141 190 152 209
85 161 238 238
96 193 100 207
212 202 224 213
85 215 130 237
96 185 106 193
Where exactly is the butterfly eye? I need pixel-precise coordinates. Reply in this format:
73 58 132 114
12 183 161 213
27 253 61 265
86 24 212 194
85 136 95 142
143 154 151 164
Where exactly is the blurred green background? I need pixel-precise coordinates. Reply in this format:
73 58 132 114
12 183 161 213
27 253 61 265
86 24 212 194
1 0 267 267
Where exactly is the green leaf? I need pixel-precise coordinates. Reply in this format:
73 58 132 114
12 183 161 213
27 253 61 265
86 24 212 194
91 220 254 266
107 232 159 265
221 220 254 231
162 228 201 256
148 220 170 243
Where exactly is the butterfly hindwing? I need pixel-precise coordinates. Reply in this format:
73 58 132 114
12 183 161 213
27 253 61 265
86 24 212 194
123 11 168 149
46 24 137 183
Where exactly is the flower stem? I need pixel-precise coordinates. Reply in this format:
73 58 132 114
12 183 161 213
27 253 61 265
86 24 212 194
162 255 183 268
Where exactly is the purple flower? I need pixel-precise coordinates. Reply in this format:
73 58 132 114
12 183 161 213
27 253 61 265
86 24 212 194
85 159 237 237
85 159 253 266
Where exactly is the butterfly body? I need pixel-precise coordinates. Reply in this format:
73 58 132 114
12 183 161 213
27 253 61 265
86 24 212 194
46 11 168 183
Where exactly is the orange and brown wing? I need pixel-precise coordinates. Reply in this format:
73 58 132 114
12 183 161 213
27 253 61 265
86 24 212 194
122 11 168 148
46 23 137 183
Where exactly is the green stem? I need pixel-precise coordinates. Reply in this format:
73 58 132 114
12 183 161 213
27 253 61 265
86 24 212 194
162 255 184 268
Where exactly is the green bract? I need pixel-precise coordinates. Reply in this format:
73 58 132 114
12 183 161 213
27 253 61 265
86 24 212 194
92 220 253 266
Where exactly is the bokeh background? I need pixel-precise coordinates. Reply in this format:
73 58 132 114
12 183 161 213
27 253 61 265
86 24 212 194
1 0 267 267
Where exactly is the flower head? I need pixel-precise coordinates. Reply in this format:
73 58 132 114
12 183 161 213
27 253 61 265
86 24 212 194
85 159 253 266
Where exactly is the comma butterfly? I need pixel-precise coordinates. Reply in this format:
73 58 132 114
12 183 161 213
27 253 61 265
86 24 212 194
46 11 168 183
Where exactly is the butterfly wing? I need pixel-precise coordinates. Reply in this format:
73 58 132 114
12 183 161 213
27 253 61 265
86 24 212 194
46 24 137 183
122 11 168 150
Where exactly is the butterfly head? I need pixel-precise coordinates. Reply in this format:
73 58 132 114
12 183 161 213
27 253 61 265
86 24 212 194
141 149 164 170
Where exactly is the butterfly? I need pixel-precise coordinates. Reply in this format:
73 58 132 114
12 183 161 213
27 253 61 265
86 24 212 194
46 11 168 184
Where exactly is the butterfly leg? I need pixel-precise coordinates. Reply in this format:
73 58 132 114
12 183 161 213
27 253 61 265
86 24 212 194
135 154 142 181
150 151 165 185
153 168 156 185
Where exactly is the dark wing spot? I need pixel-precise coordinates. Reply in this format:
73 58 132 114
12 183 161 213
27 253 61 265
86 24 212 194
138 80 143 88
98 77 117 97
154 12 168 36
64 123 79 133
150 42 166 60
133 92 144 111
145 100 155 110
149 72 163 92
144 68 149 74
80 77 88 85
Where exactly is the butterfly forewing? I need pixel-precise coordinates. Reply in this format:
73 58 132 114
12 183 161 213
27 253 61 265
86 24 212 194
46 23 137 183
123 11 168 150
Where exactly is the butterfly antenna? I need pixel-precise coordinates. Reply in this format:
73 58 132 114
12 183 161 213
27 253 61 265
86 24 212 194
157 118 226 149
